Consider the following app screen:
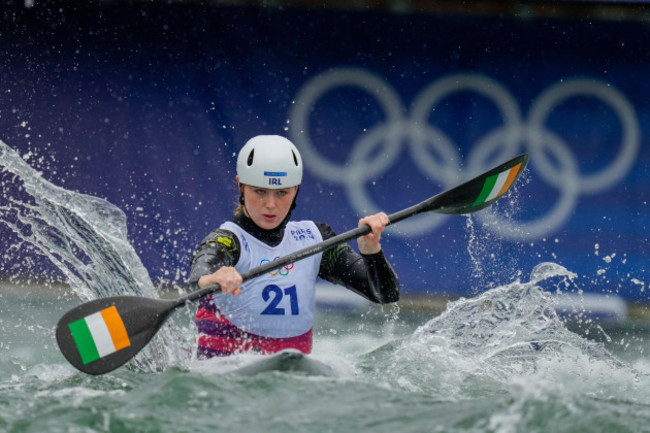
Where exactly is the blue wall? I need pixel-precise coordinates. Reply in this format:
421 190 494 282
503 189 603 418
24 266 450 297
1 3 649 299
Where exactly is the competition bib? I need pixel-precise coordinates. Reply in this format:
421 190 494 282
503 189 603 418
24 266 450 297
212 220 323 338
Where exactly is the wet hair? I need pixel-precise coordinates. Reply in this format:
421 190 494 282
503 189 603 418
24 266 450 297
234 181 246 216
235 195 245 216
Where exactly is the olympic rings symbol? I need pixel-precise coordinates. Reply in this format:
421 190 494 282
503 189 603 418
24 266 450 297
288 68 640 240
261 258 294 276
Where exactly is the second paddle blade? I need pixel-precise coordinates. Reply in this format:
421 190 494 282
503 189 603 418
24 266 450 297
431 153 529 215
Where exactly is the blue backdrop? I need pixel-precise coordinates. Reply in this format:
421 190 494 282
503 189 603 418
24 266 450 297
1 2 648 300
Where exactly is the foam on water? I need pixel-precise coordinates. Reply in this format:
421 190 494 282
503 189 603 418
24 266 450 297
359 262 648 409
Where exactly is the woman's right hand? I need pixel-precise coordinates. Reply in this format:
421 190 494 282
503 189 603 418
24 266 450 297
198 266 243 296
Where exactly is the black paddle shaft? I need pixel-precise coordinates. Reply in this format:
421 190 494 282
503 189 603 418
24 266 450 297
179 152 529 307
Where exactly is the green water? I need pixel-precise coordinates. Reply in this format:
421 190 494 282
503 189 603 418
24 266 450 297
2 282 650 433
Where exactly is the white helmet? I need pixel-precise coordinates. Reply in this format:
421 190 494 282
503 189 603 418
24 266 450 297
236 135 303 189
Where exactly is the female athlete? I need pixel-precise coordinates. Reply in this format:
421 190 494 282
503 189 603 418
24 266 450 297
189 135 400 358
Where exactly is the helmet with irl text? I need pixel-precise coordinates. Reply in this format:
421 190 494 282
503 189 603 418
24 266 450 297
236 135 303 189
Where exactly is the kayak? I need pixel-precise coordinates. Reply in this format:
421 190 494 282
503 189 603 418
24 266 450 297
232 349 337 376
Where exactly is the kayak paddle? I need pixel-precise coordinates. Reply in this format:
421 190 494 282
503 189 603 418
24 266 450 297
56 153 529 374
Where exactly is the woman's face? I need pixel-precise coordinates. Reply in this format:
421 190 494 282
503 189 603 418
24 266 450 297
240 184 298 230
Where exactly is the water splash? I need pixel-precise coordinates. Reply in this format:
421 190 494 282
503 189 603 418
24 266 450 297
359 262 637 400
0 140 191 372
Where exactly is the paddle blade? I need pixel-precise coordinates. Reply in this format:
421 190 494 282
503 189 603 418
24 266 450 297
427 153 529 215
56 296 177 375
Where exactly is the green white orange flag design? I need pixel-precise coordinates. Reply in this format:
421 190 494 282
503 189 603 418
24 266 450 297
68 306 131 364
473 162 523 207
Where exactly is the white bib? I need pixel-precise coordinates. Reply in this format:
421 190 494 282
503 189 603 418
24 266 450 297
213 220 323 338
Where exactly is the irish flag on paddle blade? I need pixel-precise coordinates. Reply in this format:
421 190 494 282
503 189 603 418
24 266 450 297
68 306 131 365
473 162 523 207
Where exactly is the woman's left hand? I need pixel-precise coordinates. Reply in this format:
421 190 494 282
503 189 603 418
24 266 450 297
357 212 390 255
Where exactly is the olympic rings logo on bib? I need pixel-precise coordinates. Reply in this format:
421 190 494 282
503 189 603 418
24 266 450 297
288 68 640 240
260 258 295 276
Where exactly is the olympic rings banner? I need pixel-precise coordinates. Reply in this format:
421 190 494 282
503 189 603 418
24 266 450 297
1 4 648 301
